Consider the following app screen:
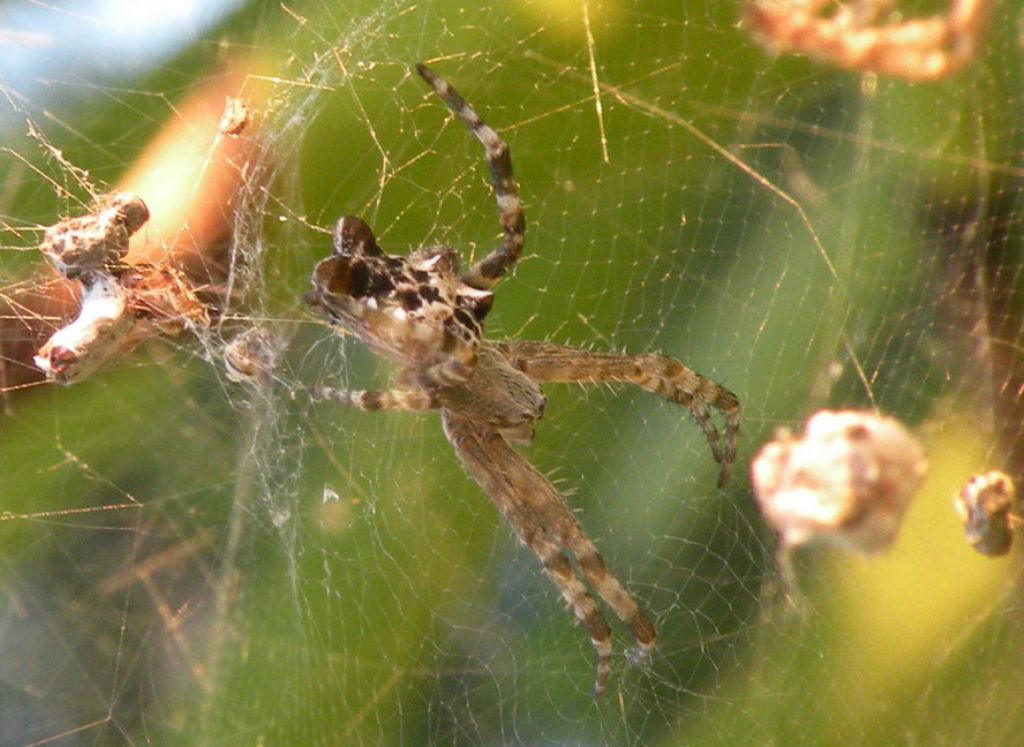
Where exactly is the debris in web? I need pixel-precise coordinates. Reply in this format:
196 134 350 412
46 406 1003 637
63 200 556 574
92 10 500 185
745 0 992 82
751 409 927 554
38 192 149 279
223 325 279 388
218 96 253 137
33 193 211 384
954 470 1019 557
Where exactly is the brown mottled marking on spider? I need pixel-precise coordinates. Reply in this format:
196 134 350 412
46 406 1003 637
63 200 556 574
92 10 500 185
305 63 740 695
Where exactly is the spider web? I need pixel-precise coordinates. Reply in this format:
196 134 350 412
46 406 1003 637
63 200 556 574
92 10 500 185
2 0 1024 744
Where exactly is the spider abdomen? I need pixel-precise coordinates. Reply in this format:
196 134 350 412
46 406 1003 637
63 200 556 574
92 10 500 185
436 345 545 435
307 222 492 374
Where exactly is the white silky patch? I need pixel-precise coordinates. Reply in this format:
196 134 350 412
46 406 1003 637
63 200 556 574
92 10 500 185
34 275 132 382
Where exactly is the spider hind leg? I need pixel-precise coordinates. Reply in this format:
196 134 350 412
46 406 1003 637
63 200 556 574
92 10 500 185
530 520 615 695
443 411 656 695
500 341 741 487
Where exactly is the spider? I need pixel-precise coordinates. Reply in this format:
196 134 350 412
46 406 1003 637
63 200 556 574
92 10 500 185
304 63 741 695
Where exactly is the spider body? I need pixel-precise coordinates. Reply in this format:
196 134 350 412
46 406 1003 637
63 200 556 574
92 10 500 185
307 64 740 694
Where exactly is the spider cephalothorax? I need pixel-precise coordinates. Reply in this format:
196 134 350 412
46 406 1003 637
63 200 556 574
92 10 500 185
306 63 740 695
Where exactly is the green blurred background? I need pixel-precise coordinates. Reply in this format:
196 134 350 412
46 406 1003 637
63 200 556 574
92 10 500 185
3 0 1024 744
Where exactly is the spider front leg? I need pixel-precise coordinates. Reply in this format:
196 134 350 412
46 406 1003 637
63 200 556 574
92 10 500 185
417 64 525 292
309 386 439 411
499 341 740 487
443 411 656 695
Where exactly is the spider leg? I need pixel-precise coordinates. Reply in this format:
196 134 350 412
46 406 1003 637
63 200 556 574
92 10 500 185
397 357 477 390
309 387 439 411
443 411 655 695
416 63 525 292
499 341 740 487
